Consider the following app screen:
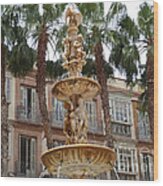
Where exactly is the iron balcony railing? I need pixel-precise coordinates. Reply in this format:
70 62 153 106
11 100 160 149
111 122 131 137
16 106 103 134
14 160 37 178
16 105 41 124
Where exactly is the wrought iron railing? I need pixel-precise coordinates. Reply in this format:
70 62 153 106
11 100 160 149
14 160 37 177
111 122 131 137
16 105 41 124
16 106 103 134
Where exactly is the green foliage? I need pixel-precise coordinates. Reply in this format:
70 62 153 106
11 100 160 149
119 15 139 42
46 60 66 79
8 42 36 77
77 3 104 24
82 58 113 78
104 62 114 79
82 58 96 77
109 42 139 85
1 5 36 77
138 2 154 39
106 2 127 23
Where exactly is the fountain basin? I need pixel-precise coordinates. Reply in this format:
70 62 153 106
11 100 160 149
52 77 101 101
41 144 116 178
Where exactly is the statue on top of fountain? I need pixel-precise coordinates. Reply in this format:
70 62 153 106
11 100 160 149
62 5 86 77
65 6 82 27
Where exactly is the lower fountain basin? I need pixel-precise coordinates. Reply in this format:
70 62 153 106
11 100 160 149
52 77 101 101
41 144 116 178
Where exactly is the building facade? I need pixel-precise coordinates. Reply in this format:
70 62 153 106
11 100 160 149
5 71 154 180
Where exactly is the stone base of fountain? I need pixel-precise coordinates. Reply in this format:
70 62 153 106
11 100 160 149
41 144 116 178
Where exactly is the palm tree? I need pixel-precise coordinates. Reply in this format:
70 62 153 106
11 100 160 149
1 5 36 176
22 4 66 149
138 2 154 142
1 26 9 176
109 2 154 142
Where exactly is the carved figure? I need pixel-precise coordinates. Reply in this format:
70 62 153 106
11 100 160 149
63 101 78 144
62 38 71 62
74 97 88 143
63 101 73 144
65 7 82 27
63 97 88 144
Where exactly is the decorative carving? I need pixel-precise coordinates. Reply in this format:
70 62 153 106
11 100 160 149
41 144 116 178
65 7 82 27
62 6 86 76
63 96 88 144
41 5 115 179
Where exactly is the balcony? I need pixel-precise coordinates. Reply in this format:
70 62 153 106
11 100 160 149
111 122 131 137
49 111 103 134
16 106 103 134
14 160 37 178
138 127 151 142
16 105 41 124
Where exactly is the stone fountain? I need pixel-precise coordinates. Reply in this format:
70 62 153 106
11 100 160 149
41 5 116 179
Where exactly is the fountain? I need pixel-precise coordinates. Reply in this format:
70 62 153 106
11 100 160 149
41 5 116 179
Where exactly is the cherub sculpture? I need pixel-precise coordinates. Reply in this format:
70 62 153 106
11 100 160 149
62 37 71 62
74 97 88 143
63 101 78 144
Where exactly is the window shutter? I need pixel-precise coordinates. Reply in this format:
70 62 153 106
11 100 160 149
149 155 154 180
140 153 144 180
30 138 36 176
31 89 36 120
6 77 11 102
20 87 25 117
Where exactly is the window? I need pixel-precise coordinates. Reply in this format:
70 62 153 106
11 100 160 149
140 153 153 180
18 135 36 177
109 98 132 124
109 97 133 137
115 147 137 175
85 101 97 130
5 77 11 102
52 98 64 122
138 112 151 140
19 86 38 121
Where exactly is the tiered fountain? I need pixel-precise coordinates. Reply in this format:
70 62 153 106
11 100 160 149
41 5 116 179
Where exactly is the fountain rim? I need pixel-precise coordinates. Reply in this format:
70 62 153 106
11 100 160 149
41 143 116 160
51 76 101 100
52 76 101 91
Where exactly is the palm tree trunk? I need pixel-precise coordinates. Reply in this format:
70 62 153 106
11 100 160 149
1 43 9 176
146 51 154 144
36 24 53 149
94 42 113 147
